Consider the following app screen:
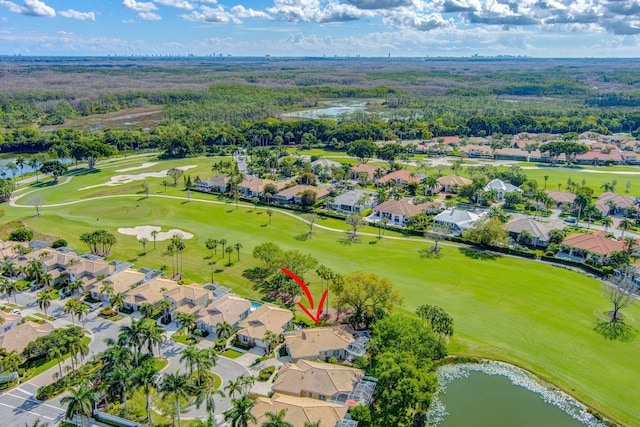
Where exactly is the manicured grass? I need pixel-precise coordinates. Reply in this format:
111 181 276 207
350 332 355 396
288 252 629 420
220 349 243 359
33 312 55 322
4 156 640 426
154 357 169 371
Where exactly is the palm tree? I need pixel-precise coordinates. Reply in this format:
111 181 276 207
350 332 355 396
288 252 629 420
180 345 199 375
76 303 89 328
620 218 633 238
50 346 65 379
195 386 224 427
119 318 145 365
156 299 173 324
147 323 167 357
239 374 256 394
64 299 81 326
36 289 52 317
140 302 156 319
24 420 48 427
263 330 278 354
106 365 133 418
234 242 243 261
151 230 159 249
573 193 590 227
61 382 95 427
67 279 84 297
205 238 218 257
224 395 256 427
216 321 233 340
159 371 192 427
601 216 614 232
175 311 197 335
110 292 125 313
68 335 89 371
261 409 292 427
132 362 160 427
195 348 217 387
0 278 10 305
6 280 20 305
139 237 149 253
224 378 243 399
100 281 114 301
225 246 234 265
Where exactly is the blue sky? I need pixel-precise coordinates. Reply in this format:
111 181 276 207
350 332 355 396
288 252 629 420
1 0 640 57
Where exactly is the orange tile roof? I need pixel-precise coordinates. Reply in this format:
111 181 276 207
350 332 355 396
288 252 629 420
562 231 625 256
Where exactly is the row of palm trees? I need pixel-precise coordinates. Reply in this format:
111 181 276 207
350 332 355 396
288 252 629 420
205 238 244 264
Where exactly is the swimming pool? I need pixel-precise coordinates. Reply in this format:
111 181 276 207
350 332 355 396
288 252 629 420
250 301 263 312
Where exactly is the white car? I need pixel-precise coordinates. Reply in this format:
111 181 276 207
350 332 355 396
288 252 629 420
10 309 22 315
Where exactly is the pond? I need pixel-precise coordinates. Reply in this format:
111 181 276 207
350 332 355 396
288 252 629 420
428 362 607 427
281 99 374 119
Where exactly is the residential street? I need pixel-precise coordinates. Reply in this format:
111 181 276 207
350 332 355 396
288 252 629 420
1 288 258 426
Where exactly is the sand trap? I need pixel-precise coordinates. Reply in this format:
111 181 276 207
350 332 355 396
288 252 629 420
117 225 194 241
116 162 158 172
79 165 198 190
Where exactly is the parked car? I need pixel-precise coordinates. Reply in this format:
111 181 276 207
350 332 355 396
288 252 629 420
564 217 577 224
84 301 102 312
10 309 22 315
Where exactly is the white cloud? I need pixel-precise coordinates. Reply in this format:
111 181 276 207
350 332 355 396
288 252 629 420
138 11 161 20
122 0 157 12
155 0 194 10
181 5 238 23
59 9 96 21
230 5 270 20
21 0 55 16
0 1 22 14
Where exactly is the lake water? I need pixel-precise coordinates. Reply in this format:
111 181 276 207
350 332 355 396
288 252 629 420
0 157 74 176
428 363 607 427
281 99 370 119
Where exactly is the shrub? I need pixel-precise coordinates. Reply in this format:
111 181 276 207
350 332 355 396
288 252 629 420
51 239 68 248
258 366 275 381
8 228 34 242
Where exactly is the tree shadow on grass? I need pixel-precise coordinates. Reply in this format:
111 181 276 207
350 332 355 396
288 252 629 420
338 236 360 246
294 233 311 241
458 247 502 261
594 320 637 342
419 247 442 259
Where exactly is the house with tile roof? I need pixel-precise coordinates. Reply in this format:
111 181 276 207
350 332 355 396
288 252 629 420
545 190 576 207
236 303 293 350
351 163 385 181
250 393 349 427
123 277 180 311
370 198 430 227
164 284 212 319
0 321 54 354
87 269 146 302
561 231 626 260
433 208 483 233
272 185 330 205
595 192 635 216
506 218 566 247
196 293 252 335
375 169 422 187
328 190 376 213
484 179 523 201
194 174 229 193
437 175 473 193
272 360 365 402
239 177 285 198
284 325 355 362
0 311 21 334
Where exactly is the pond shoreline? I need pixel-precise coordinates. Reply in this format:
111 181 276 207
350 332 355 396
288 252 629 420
427 361 611 427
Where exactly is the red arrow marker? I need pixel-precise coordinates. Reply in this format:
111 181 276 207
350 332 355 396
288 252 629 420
282 267 327 324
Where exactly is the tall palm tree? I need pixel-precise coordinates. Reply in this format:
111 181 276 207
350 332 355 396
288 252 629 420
0 278 10 305
601 216 613 232
159 371 192 427
147 323 167 357
68 335 89 371
216 321 233 340
64 299 81 326
261 409 292 427
224 395 256 427
225 246 234 265
156 299 173 324
151 230 159 250
234 243 243 261
50 346 65 379
239 374 256 394
139 302 156 319
110 292 125 313
67 279 85 297
106 365 133 418
36 289 52 318
219 239 228 257
132 362 159 427
119 318 145 365
61 382 95 427
180 345 199 375
175 312 197 335
205 238 218 257
620 218 633 238
24 420 48 427
195 348 217 387
224 378 243 399
194 386 224 427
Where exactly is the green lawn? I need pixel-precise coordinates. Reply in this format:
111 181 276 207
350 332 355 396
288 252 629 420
4 156 640 426
220 349 243 359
